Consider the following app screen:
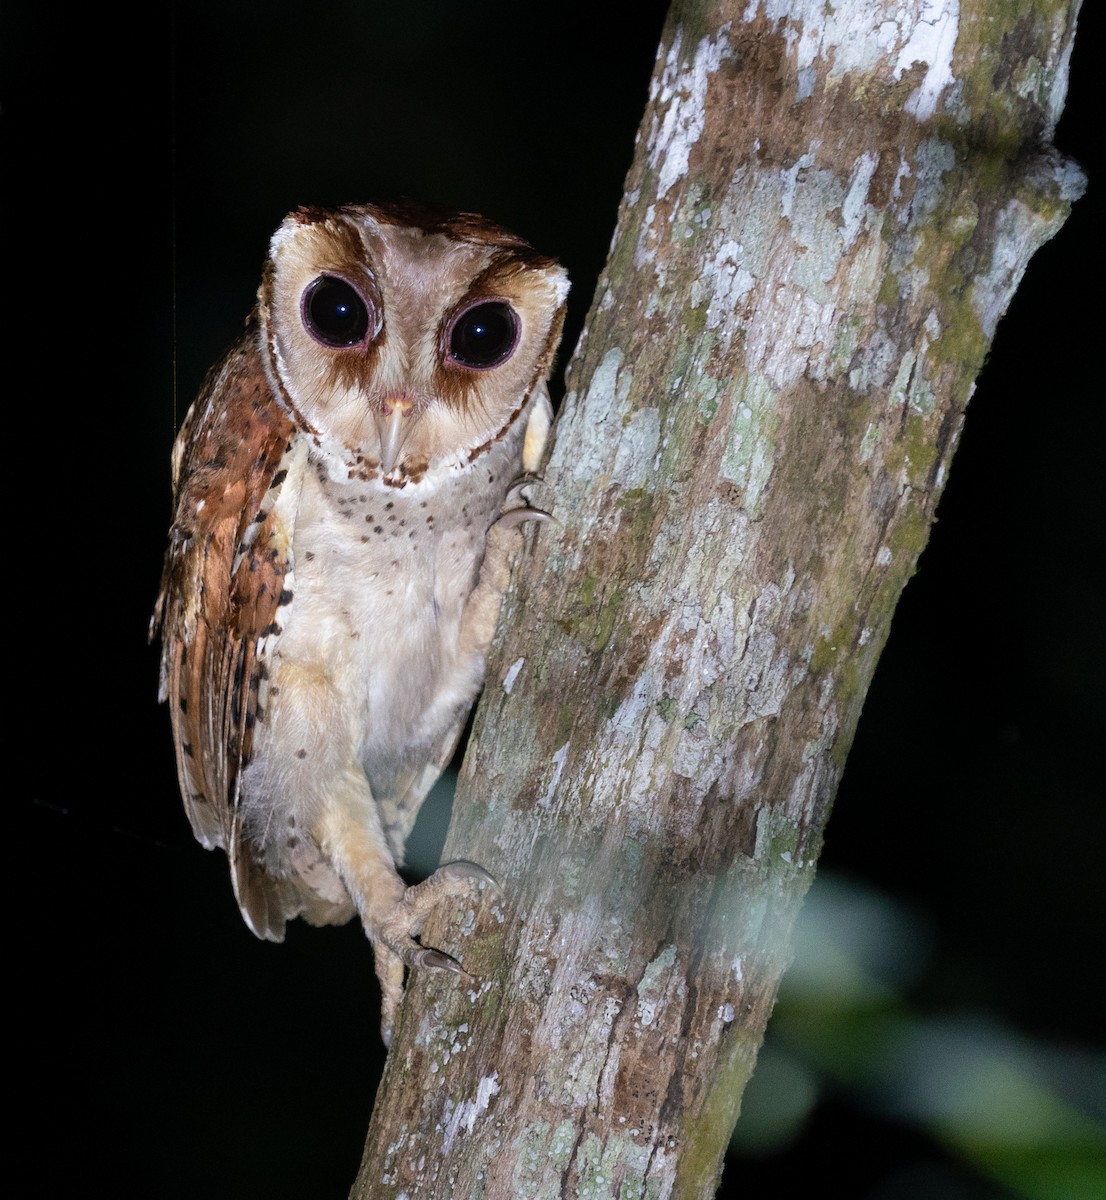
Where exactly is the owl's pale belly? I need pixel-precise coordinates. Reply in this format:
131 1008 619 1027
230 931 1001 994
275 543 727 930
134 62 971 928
240 441 518 864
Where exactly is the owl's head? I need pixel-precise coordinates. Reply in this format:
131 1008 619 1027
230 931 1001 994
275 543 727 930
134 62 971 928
258 202 569 486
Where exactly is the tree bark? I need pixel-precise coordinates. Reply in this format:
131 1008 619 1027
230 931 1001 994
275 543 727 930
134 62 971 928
352 2 1083 1197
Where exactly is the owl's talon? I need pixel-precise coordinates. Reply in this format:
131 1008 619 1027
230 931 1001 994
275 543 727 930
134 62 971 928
412 947 465 973
372 857 495 1042
495 505 552 530
501 473 555 527
433 858 499 889
504 471 541 500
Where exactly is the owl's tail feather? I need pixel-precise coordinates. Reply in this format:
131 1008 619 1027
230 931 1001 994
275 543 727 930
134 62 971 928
232 849 355 941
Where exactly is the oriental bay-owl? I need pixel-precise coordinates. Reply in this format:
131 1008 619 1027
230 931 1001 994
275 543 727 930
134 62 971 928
151 202 568 1042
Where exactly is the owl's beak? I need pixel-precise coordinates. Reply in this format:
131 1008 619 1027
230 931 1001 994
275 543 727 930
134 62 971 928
375 394 419 475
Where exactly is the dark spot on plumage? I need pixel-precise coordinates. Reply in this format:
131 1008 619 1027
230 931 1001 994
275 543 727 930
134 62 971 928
278 589 294 606
178 695 187 713
269 687 280 697
258 662 270 681
182 741 194 758
361 535 370 543
288 815 296 827
245 711 256 731
271 469 288 488
364 514 375 523
408 529 417 538
433 598 441 620
304 551 315 561
288 836 299 849
230 695 241 723
373 525 383 534
262 622 282 637
295 749 307 760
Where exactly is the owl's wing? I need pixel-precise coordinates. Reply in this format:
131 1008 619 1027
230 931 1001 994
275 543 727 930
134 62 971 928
151 321 303 938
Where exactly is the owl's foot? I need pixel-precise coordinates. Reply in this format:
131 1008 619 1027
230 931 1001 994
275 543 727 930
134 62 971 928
457 505 544 662
499 474 553 527
373 859 497 1046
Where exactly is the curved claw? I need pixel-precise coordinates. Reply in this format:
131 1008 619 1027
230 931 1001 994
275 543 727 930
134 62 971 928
437 858 500 890
507 470 543 496
409 946 464 973
495 505 553 531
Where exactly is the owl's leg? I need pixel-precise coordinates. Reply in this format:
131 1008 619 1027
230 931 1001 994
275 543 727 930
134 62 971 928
457 505 548 661
370 859 496 1044
315 788 492 1045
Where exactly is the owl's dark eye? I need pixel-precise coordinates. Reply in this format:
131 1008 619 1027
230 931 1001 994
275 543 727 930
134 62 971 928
447 301 519 369
302 276 371 347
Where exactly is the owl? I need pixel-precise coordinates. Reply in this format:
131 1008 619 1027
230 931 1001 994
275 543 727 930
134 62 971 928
151 202 569 1042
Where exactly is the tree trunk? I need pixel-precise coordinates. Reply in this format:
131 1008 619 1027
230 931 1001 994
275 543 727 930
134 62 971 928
351 2 1083 1197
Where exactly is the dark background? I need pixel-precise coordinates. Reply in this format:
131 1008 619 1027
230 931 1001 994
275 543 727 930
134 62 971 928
7 3 1101 1197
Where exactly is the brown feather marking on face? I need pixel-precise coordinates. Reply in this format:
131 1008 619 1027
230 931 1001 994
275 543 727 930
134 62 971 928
263 216 388 427
432 251 562 415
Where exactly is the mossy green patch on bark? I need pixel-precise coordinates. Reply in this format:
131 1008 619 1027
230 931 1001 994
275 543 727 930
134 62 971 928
674 1029 758 1200
887 498 933 564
